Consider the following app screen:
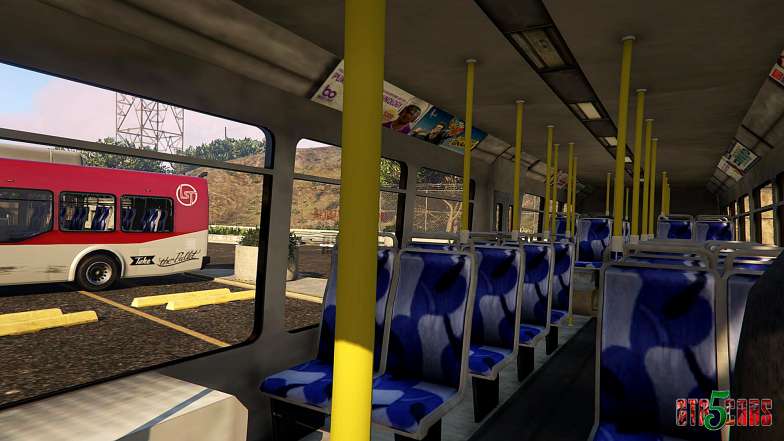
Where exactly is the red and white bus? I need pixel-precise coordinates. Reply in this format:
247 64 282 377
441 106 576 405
0 157 209 290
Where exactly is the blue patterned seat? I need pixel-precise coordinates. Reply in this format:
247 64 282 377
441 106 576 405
468 245 523 379
656 219 694 240
622 221 631 244
550 243 573 326
726 272 761 380
519 244 553 346
409 241 455 251
372 249 474 438
623 256 706 268
695 221 732 242
260 247 396 410
594 264 721 441
554 215 567 240
576 218 612 270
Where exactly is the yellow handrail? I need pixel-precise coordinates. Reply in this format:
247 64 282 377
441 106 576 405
544 125 554 234
641 119 654 239
331 0 385 439
512 100 525 235
551 143 560 233
612 36 635 251
648 138 658 235
460 59 477 236
630 89 646 239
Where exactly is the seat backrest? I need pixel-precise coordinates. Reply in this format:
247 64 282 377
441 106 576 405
622 221 631 243
554 215 567 237
90 206 107 231
576 218 612 263
657 219 694 240
521 244 553 328
726 272 761 380
408 241 454 251
382 249 474 389
623 255 707 268
599 264 721 438
696 221 732 242
156 209 168 232
471 245 523 350
317 247 396 372
70 206 88 230
122 207 136 230
551 242 573 312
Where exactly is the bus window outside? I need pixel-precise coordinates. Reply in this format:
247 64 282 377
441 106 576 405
0 61 272 408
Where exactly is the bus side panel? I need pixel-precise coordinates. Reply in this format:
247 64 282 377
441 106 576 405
120 231 208 278
0 243 87 285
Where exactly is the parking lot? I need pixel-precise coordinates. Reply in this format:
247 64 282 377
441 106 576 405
0 242 327 408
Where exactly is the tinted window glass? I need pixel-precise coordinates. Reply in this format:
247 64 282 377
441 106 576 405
59 192 115 232
120 196 173 233
0 188 52 242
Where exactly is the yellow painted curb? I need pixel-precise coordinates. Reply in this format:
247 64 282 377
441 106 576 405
0 308 63 325
131 288 231 308
0 311 98 336
166 290 255 311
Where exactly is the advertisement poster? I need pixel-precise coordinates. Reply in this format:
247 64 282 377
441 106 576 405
727 141 757 171
311 60 430 134
718 156 743 181
770 49 784 87
409 107 455 145
439 117 488 152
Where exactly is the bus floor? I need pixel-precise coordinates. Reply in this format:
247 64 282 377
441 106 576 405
0 273 321 408
301 315 595 441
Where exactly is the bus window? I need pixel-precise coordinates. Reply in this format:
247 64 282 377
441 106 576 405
120 196 173 233
59 192 115 232
0 188 52 242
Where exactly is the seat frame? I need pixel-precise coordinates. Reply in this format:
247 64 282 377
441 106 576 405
590 260 731 441
374 247 478 441
516 242 555 381
546 241 576 356
468 244 526 422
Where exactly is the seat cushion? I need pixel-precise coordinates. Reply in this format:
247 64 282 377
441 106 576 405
551 309 567 325
576 261 602 269
260 359 333 409
519 323 544 345
371 374 457 435
468 344 513 377
593 422 695 441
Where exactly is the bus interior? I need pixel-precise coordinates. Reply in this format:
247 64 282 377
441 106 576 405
0 1 782 441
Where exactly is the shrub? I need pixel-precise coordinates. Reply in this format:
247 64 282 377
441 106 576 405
289 232 300 259
239 228 260 246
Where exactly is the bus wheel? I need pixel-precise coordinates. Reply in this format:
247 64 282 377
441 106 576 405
76 254 118 291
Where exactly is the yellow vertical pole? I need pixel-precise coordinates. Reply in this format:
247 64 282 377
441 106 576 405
605 172 612 216
641 119 654 240
648 138 658 236
543 125 554 235
331 1 385 439
611 35 635 251
665 180 671 215
568 154 577 326
566 142 574 237
571 156 578 236
512 100 525 238
551 143 560 233
661 172 668 216
625 187 629 221
460 59 477 238
630 89 646 241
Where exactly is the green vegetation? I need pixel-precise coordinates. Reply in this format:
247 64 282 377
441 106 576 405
208 225 249 236
239 227 260 247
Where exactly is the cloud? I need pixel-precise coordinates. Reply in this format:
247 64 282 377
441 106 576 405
0 74 265 148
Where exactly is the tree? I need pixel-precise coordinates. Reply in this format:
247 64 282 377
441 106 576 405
176 137 265 172
80 138 172 174
380 158 401 188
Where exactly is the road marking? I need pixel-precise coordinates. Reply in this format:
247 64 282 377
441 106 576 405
167 290 255 311
0 310 98 336
76 290 230 348
0 308 63 325
285 291 323 304
210 276 323 304
131 288 231 308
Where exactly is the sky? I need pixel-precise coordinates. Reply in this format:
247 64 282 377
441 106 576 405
0 63 265 149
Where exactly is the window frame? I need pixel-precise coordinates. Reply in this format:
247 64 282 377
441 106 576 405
119 195 174 233
58 191 117 233
0 187 54 242
0 59 277 411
